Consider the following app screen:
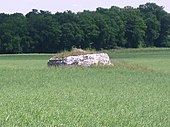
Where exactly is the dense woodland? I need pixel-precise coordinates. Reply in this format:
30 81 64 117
0 3 170 53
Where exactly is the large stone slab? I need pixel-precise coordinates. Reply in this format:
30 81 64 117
48 53 111 67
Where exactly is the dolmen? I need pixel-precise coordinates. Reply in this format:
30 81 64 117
48 53 111 67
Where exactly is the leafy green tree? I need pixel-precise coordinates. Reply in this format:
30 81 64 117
138 2 170 47
55 11 78 24
123 7 146 48
26 10 61 53
143 13 160 47
138 3 164 20
109 7 126 47
1 3 170 54
60 23 75 50
0 13 27 53
157 14 170 47
77 11 99 49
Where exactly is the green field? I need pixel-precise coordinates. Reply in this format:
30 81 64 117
0 49 170 127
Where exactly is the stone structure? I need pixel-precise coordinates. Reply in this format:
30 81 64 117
48 53 111 67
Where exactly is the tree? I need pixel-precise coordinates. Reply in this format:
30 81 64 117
26 10 61 53
138 3 165 20
1 3 170 54
107 6 126 48
123 8 146 48
94 11 117 49
143 13 160 47
157 14 170 47
0 13 27 53
77 11 99 49
138 3 170 47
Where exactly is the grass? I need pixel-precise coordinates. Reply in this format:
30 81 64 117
0 48 170 127
109 48 170 73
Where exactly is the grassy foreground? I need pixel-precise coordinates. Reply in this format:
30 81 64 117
0 49 170 127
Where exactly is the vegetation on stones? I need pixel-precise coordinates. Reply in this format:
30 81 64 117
53 48 97 58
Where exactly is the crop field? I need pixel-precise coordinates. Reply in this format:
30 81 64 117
0 49 170 127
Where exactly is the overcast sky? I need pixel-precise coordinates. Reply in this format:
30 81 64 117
0 0 170 14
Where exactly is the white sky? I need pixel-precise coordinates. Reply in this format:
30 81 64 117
0 0 170 15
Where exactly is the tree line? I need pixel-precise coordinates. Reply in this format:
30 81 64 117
0 3 170 53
